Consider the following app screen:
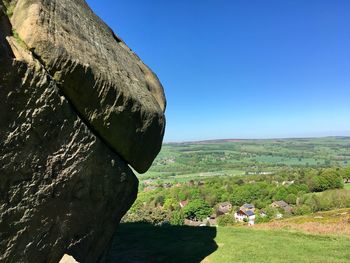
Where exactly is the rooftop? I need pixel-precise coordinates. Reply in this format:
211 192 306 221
242 203 255 209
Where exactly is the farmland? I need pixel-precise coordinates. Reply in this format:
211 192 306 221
139 137 350 184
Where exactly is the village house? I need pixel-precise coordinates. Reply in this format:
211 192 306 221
271 200 292 213
216 202 232 215
240 203 255 212
234 210 255 225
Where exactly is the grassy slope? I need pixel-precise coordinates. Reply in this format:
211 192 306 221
208 227 350 263
255 208 350 236
345 184 350 190
106 223 350 263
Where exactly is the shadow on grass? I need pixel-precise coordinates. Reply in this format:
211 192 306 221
105 222 218 263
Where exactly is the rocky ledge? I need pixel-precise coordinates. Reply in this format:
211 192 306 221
0 0 166 262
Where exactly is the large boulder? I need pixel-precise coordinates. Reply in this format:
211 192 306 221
11 0 166 173
0 0 165 262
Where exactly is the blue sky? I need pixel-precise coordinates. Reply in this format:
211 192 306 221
86 0 350 142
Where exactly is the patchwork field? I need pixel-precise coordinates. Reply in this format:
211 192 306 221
139 137 350 184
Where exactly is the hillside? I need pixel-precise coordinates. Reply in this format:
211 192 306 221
106 222 350 263
123 137 350 263
256 208 350 236
208 227 350 263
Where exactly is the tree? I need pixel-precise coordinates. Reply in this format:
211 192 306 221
163 197 178 211
285 193 297 205
274 187 288 201
293 204 312 215
124 206 168 224
309 169 343 192
339 166 350 180
170 210 184 225
183 200 212 221
305 194 320 212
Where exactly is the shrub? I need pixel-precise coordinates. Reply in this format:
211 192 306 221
217 214 236 226
300 189 350 212
255 215 270 223
293 204 312 215
285 193 297 205
170 210 184 225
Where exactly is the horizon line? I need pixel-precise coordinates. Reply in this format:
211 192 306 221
163 135 350 144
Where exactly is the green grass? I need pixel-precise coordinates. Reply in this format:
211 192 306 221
344 184 350 190
208 227 350 263
106 223 350 263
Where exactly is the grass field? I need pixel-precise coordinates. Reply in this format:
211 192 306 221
139 137 350 183
208 227 350 263
345 184 350 190
106 223 350 263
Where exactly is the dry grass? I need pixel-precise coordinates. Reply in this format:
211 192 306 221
255 208 350 236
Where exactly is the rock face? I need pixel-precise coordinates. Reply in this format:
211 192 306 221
11 0 166 173
0 0 166 262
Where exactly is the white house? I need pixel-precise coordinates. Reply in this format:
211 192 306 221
234 210 256 225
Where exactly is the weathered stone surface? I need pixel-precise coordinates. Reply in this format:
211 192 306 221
0 0 165 262
10 0 166 173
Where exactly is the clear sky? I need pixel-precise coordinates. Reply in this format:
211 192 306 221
86 0 350 142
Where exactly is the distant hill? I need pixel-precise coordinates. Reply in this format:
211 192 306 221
143 137 350 183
